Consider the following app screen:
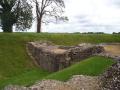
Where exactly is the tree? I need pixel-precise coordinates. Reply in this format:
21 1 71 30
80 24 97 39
33 0 68 33
0 0 33 32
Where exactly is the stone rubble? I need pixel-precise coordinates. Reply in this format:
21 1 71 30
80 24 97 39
3 85 29 90
100 60 120 90
66 75 101 90
4 75 101 90
29 80 74 90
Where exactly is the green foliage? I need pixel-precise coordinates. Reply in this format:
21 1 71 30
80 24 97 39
0 0 33 32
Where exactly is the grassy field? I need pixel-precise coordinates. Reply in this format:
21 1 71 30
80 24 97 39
0 33 119 89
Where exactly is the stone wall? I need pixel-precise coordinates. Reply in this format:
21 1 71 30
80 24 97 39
100 59 120 90
27 41 104 72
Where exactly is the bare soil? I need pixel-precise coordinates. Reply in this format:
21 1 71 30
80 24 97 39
103 44 120 56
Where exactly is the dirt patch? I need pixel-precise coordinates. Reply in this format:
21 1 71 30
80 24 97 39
103 44 120 56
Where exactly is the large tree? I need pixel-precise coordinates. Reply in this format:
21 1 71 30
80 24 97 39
0 0 33 32
33 0 68 33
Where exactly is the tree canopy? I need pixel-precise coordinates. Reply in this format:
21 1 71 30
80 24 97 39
0 0 33 32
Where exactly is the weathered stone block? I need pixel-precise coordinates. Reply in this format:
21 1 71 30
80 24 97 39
27 41 104 72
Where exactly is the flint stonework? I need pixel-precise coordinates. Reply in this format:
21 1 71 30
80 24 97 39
27 42 104 72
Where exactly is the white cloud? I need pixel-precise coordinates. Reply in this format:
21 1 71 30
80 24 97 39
43 0 120 33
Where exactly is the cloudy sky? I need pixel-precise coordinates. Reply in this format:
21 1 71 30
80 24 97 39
1 0 120 33
31 0 120 33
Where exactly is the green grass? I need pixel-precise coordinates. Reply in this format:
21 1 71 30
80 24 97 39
0 33 119 89
0 56 115 89
0 69 50 89
45 56 115 81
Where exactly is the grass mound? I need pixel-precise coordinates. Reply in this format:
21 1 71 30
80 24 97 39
45 56 115 81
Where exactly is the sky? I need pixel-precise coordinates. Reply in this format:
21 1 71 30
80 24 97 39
1 0 120 33
34 0 120 33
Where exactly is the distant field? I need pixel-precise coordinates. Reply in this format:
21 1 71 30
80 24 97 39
0 33 119 89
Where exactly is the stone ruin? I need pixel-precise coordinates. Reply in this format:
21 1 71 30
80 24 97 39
100 59 120 90
3 42 120 90
27 41 104 72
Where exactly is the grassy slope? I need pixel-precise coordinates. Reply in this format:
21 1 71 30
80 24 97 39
45 56 114 81
0 33 119 88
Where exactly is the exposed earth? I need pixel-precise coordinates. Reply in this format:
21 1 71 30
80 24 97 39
103 44 120 56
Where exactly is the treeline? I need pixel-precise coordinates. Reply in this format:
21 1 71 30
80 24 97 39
73 32 120 34
113 32 120 34
74 32 105 34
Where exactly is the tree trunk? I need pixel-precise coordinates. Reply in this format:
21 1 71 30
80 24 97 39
1 11 14 33
2 23 13 33
37 17 42 33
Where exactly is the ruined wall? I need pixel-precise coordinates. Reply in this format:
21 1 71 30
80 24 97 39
27 42 68 72
27 42 104 72
100 59 120 90
68 46 104 62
